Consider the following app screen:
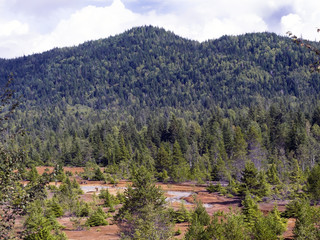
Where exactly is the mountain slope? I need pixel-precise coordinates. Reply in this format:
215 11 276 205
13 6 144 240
1 26 320 169
0 26 319 117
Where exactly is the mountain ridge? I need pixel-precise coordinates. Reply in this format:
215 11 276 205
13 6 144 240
0 25 319 116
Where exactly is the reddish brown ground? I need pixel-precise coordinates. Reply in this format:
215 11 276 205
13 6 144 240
59 217 119 240
35 166 87 175
22 167 295 239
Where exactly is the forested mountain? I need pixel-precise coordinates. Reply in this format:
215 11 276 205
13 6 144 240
1 25 320 184
1 26 319 114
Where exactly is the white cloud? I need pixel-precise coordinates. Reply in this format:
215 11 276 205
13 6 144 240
280 0 320 40
33 0 141 53
0 20 29 37
281 13 302 33
1 0 320 58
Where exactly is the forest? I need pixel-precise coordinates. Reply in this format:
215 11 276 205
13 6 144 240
1 26 320 239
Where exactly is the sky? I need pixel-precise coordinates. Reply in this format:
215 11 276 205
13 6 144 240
0 0 320 59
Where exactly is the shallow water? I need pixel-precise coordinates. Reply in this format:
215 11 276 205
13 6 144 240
80 186 212 208
166 191 193 205
80 185 125 193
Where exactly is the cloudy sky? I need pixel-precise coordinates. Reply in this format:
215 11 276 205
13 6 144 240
0 0 319 59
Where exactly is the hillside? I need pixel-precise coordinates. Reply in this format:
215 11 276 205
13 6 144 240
1 26 319 114
0 26 319 172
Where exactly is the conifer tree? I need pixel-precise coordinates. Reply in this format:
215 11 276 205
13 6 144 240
116 166 172 239
155 143 170 172
293 202 320 239
241 192 260 227
170 141 189 182
240 161 259 195
185 200 211 240
307 163 320 201
251 205 287 240
232 126 247 178
27 166 40 182
266 163 280 185
86 206 109 227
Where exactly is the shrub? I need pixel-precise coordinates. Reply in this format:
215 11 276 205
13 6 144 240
78 202 91 217
207 183 222 193
86 207 109 227
47 199 64 218
99 189 116 207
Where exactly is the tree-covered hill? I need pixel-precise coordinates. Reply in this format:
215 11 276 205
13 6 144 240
1 25 320 175
1 26 319 115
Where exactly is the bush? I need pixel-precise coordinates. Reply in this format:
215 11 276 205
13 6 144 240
47 199 64 218
78 202 91 217
169 204 191 223
282 198 306 218
86 207 109 227
92 167 106 181
174 229 181 236
109 205 116 213
116 191 126 204
24 200 65 240
99 189 116 207
207 183 223 193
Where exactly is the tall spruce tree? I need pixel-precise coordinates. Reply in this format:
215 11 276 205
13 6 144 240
115 166 173 239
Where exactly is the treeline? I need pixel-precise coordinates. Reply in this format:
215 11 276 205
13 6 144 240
10 102 320 187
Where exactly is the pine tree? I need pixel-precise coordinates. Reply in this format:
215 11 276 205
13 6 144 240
241 192 260 227
170 141 189 182
185 200 210 240
251 205 287 240
99 189 115 207
155 144 170 172
117 134 130 163
266 163 280 185
240 161 259 195
86 207 108 227
307 163 320 201
24 200 66 240
27 166 40 182
232 126 247 178
116 166 172 239
294 202 320 240
290 158 304 185
222 212 250 240
256 171 271 198
47 198 64 218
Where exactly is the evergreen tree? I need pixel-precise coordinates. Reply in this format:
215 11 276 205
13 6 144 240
231 126 247 178
294 202 320 240
115 166 172 239
185 200 211 240
24 200 66 240
86 207 108 227
99 189 115 207
241 192 260 227
27 166 40 182
155 143 170 173
170 141 189 182
307 163 320 201
266 163 280 185
240 161 259 195
47 198 64 218
117 134 130 163
251 205 287 240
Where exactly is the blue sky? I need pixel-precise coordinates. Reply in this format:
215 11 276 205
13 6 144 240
0 0 319 58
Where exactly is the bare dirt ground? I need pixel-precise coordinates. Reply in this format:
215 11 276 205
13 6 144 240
25 167 294 239
35 166 86 175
